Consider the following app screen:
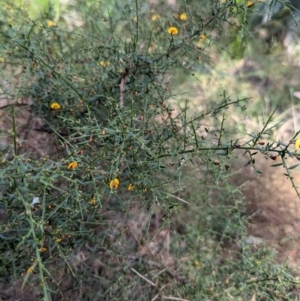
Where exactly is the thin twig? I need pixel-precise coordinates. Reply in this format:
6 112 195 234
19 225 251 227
151 294 160 301
153 268 167 278
169 194 189 204
163 297 190 301
131 268 156 287
119 75 126 109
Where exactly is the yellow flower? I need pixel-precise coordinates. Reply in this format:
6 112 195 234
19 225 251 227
99 61 110 67
199 33 207 42
167 26 178 35
247 1 254 7
295 138 300 150
128 183 134 191
56 238 62 243
109 178 119 189
39 247 47 253
47 20 55 27
68 161 78 169
152 14 160 21
27 267 34 274
89 198 97 205
194 260 200 268
50 102 61 110
179 13 187 21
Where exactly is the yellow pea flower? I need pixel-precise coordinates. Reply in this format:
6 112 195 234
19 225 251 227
27 266 34 274
194 260 200 268
295 138 300 150
89 198 97 205
199 33 207 42
167 26 178 35
109 178 119 189
128 183 134 191
50 102 61 110
152 14 160 21
68 162 78 169
179 13 187 21
47 20 55 27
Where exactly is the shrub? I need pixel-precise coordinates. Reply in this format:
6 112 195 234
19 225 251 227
1 0 300 300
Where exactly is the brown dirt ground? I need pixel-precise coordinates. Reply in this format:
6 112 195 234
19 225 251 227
0 102 62 159
231 154 300 271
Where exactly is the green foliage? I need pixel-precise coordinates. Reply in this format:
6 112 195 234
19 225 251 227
1 0 300 300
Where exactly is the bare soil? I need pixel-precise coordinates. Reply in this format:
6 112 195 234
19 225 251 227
232 155 300 271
